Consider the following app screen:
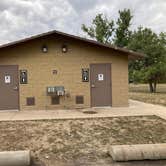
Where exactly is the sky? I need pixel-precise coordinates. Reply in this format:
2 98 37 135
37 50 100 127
0 0 165 45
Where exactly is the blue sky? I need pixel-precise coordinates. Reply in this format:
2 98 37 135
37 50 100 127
0 0 165 44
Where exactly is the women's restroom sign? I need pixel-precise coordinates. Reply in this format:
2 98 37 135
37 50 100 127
5 75 11 84
98 74 104 81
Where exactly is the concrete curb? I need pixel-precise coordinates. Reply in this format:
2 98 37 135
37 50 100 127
0 150 30 166
109 144 166 161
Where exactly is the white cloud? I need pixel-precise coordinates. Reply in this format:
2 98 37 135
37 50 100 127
0 0 165 44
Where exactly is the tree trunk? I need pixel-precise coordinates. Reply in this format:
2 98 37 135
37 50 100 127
149 82 154 93
153 82 157 93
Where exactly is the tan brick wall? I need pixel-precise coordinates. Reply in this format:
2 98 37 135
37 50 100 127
0 35 128 110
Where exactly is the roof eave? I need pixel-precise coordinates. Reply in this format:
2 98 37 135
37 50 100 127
0 30 144 59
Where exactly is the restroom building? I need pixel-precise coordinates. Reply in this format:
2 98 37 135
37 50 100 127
0 30 142 110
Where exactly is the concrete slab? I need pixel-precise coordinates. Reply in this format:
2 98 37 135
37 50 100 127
0 100 165 121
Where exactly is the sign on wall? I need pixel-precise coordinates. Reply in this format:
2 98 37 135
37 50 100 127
20 70 28 84
5 75 11 84
82 68 89 82
98 74 104 81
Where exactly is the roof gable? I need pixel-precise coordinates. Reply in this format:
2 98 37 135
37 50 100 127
0 30 144 59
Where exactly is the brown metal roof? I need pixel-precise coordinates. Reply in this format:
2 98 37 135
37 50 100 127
0 29 144 59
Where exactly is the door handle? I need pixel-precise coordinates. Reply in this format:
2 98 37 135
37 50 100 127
91 84 95 88
13 86 18 90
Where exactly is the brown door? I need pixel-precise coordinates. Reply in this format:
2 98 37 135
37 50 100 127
90 64 111 107
0 65 19 110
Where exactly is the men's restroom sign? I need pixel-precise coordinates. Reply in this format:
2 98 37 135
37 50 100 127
98 74 104 81
5 75 11 84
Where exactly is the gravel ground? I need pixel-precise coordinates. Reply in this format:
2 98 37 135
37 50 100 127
0 116 166 165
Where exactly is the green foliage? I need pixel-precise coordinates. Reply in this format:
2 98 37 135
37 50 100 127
159 32 166 45
129 70 143 83
128 27 166 92
82 14 114 44
82 9 132 46
114 9 133 47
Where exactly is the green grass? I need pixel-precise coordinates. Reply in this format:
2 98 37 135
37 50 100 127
129 84 166 106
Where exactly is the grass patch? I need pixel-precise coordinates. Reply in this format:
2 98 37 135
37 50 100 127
129 84 166 106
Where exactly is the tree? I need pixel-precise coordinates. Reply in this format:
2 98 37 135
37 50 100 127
114 9 133 47
82 14 114 44
82 9 133 47
128 27 166 92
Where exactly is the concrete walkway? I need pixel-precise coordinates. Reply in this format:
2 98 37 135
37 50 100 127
0 100 165 121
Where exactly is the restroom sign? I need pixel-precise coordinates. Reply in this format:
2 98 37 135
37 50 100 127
5 75 11 84
98 74 104 81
